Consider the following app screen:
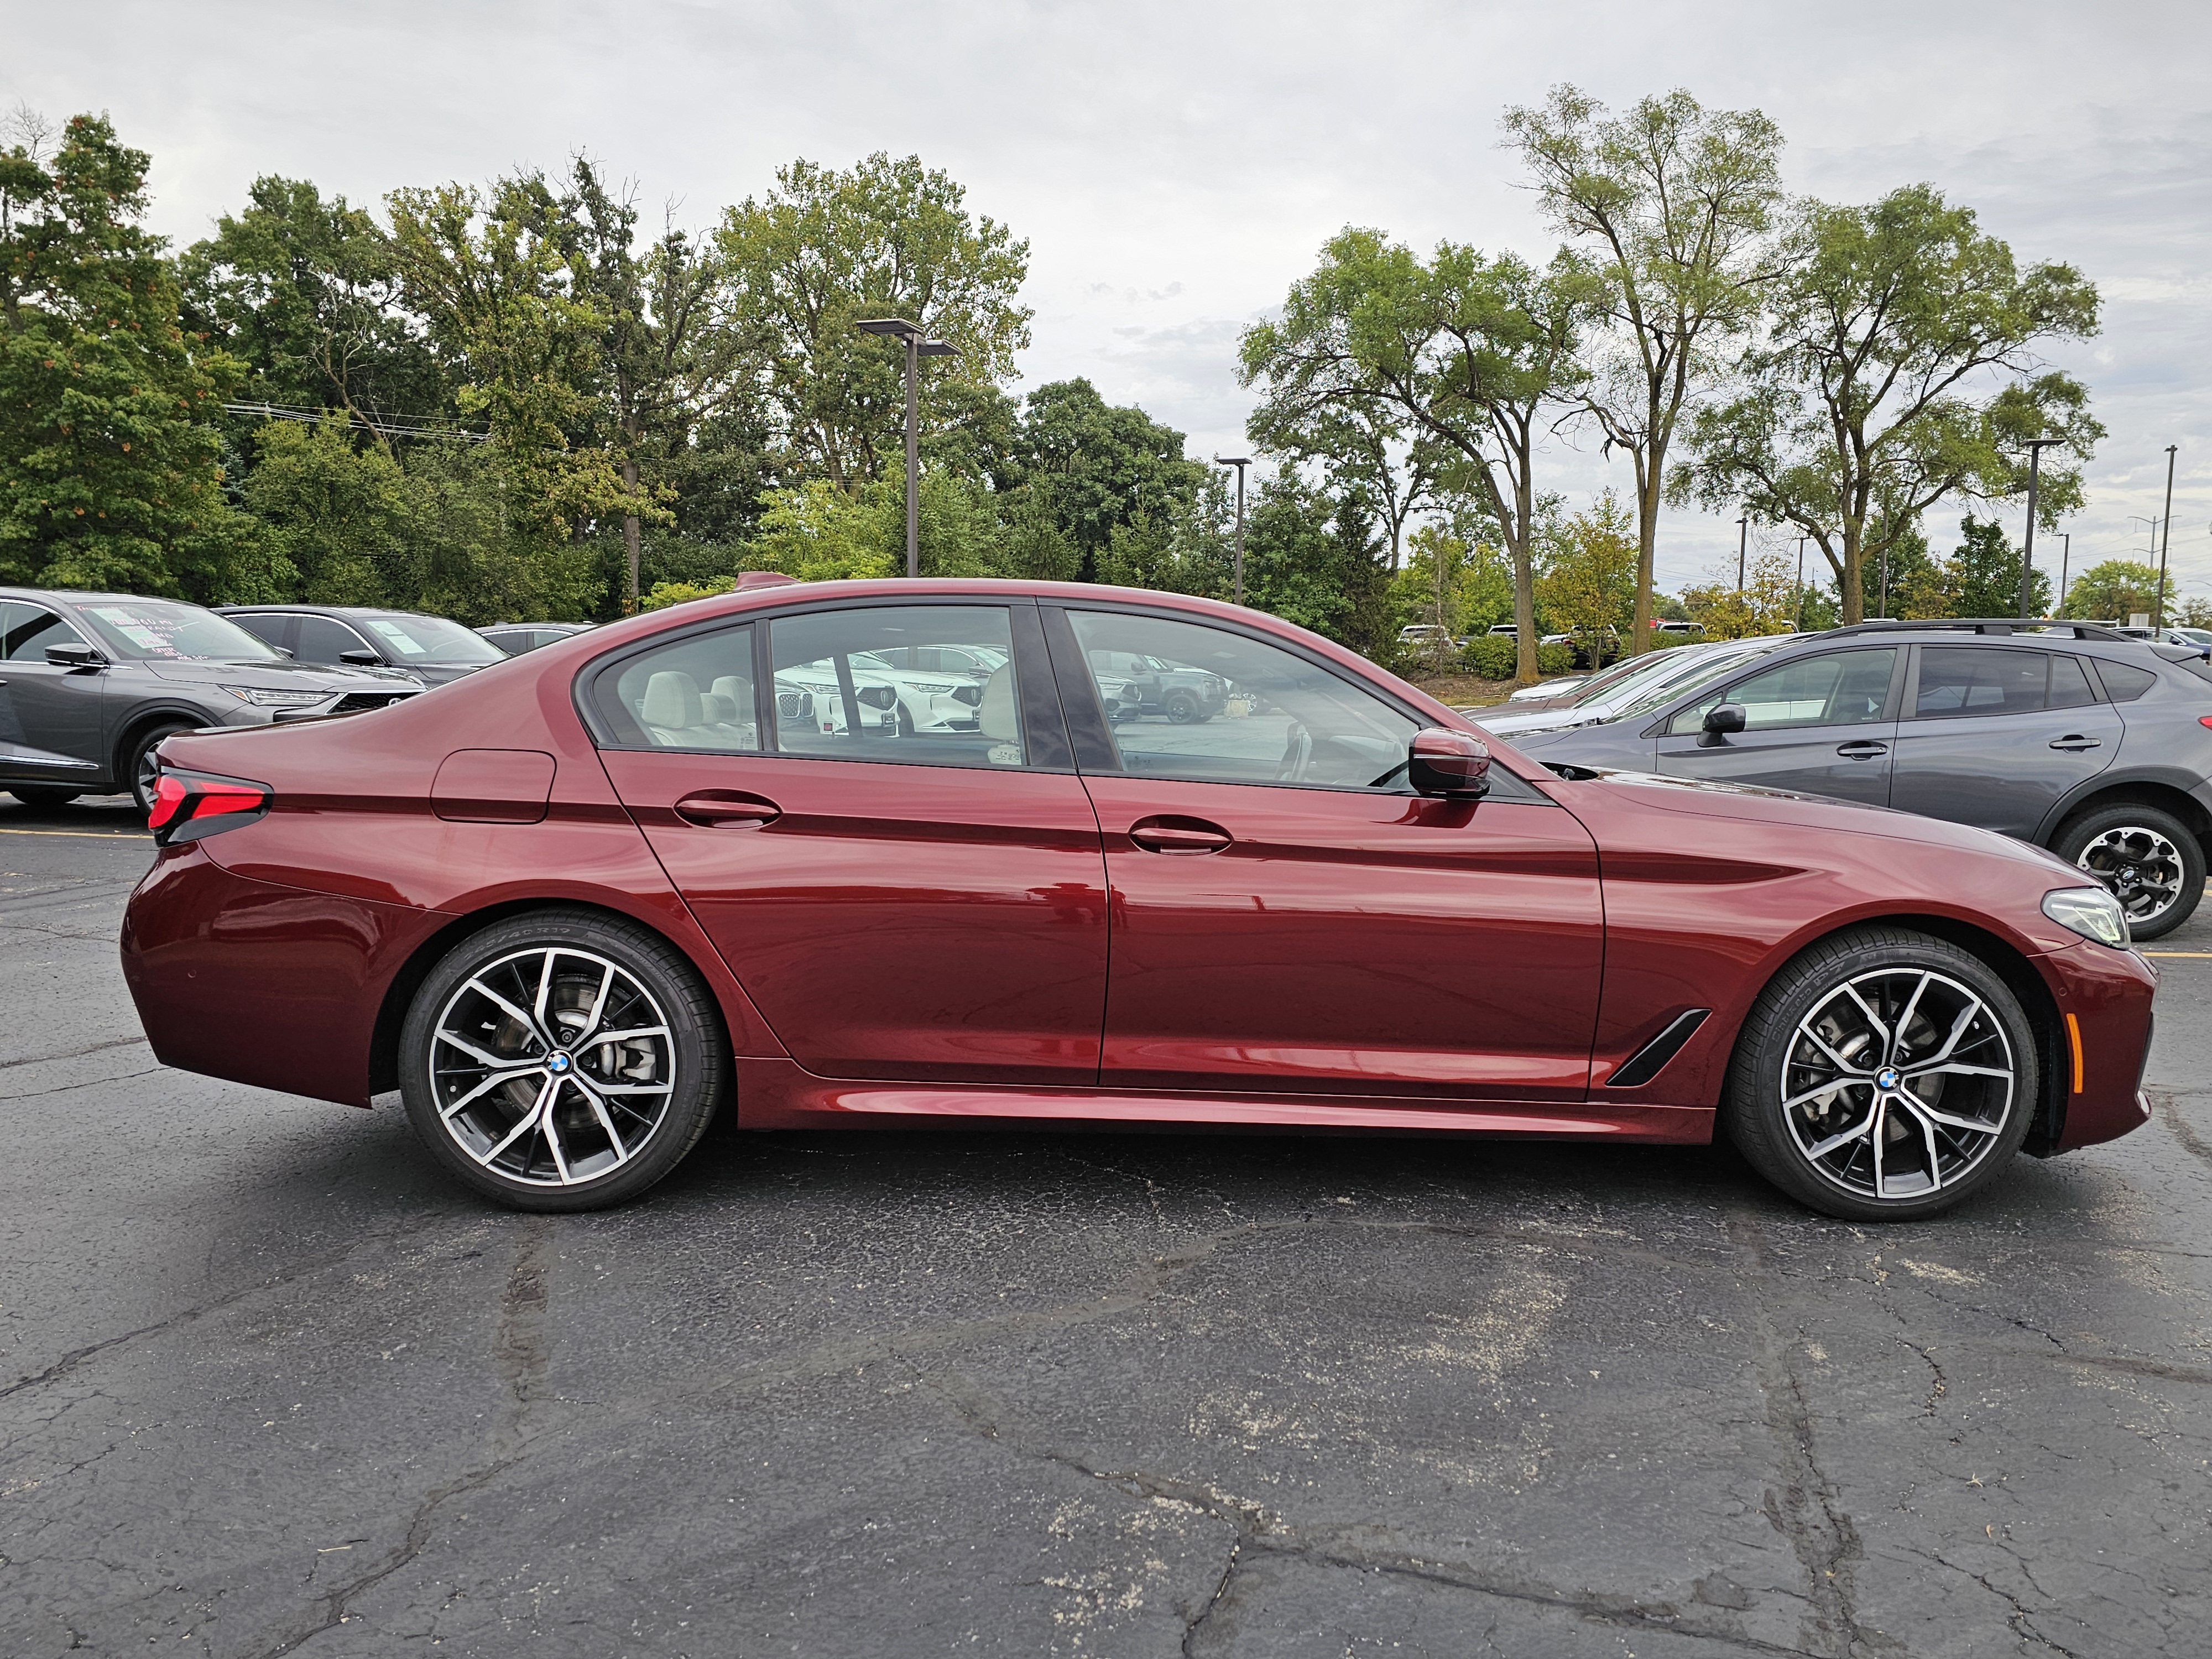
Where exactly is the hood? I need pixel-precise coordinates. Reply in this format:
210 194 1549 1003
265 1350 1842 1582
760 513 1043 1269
1556 765 2081 877
389 661 487 687
1475 705 1615 737
142 658 424 691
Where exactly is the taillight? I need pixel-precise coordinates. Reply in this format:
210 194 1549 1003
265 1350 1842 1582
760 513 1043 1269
149 765 272 846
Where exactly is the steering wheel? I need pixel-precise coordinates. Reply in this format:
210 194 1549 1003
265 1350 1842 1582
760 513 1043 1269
1275 721 1313 784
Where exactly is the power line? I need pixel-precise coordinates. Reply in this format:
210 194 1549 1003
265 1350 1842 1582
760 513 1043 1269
221 401 491 444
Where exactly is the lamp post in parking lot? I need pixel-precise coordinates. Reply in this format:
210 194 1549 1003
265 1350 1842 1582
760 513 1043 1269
2156 444 2178 627
857 319 959 578
2017 437 2062 618
1214 455 1250 606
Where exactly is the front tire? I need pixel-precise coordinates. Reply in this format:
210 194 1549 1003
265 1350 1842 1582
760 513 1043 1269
398 910 728 1211
126 721 197 815
1164 692 1199 724
2052 804 2203 941
1721 927 2037 1222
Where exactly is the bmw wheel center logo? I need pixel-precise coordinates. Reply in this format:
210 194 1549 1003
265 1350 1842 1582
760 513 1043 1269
548 1051 572 1074
1876 1066 1900 1091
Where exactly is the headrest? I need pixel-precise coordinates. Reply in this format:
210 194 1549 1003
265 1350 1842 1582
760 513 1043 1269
711 675 756 719
641 670 702 731
979 664 1018 743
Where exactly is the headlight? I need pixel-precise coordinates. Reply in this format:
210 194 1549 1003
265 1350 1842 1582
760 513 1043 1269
220 686 330 708
2043 886 2130 948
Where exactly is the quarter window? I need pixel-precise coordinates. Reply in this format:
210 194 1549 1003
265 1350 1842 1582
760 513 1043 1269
1668 649 1896 735
595 625 761 753
2090 659 2158 703
1064 610 1418 790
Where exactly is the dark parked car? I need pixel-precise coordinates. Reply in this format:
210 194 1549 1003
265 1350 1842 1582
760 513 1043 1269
1083 646 1228 723
0 589 420 811
123 580 2153 1221
218 604 508 686
479 622 598 656
1504 618 2212 938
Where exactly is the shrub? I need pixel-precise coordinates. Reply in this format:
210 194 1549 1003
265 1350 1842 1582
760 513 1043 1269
1463 634 1517 679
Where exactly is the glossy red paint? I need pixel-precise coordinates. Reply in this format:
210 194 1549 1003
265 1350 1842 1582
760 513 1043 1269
118 577 2158 1169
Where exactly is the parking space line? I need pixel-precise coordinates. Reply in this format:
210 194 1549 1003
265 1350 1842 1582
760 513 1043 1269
2143 951 2212 958
0 827 150 840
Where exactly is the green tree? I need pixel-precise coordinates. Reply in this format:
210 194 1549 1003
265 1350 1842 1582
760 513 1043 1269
0 112 243 594
1013 378 1205 578
1234 467 1390 648
1536 490 1637 646
1945 515 2051 618
1680 545 1802 638
1240 231 1593 681
179 175 440 441
714 153 1031 488
1676 185 2101 623
2059 560 2161 624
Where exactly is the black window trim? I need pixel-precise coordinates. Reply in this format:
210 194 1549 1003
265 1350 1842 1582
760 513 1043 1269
573 592 1077 774
1039 597 1551 804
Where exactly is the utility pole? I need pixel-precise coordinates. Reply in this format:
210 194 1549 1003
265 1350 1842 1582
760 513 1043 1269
2018 437 2062 618
2156 444 2179 627
1214 455 1250 606
855 319 958 578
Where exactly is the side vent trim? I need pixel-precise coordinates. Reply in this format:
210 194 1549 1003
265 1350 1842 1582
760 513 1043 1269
1608 1009 1712 1089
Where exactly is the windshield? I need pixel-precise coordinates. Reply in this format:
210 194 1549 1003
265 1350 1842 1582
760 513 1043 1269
1613 640 1792 722
1561 651 1675 707
75 599 283 662
356 613 507 664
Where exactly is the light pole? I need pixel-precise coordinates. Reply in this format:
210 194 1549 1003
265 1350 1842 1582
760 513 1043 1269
2156 444 2179 627
2017 437 2062 618
2057 532 2072 612
1213 455 1250 606
1794 533 1807 632
856 317 958 578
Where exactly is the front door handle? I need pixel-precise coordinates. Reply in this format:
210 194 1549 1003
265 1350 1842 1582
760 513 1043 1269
672 790 781 828
2049 735 2103 752
1835 740 1888 759
1128 815 1232 854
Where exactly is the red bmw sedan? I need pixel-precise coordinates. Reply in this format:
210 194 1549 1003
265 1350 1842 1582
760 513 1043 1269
119 578 2157 1219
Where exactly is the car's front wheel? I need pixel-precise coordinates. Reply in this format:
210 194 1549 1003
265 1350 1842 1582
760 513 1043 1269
2052 803 2203 941
398 910 728 1211
126 721 197 815
1721 927 2037 1222
1164 692 1199 724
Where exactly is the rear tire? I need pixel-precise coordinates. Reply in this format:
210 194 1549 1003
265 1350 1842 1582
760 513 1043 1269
7 787 82 808
398 909 728 1211
2051 803 2203 941
1721 927 2037 1222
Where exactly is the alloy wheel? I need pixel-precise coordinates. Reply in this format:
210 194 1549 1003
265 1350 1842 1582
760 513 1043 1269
2075 825 2184 927
1780 967 2015 1202
427 945 677 1188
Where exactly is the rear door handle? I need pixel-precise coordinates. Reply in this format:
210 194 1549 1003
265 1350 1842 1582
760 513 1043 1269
672 790 781 828
1835 740 1888 759
1129 815 1232 854
2049 736 2102 752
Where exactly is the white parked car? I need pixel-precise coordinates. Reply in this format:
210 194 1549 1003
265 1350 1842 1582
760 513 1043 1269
1476 635 1802 738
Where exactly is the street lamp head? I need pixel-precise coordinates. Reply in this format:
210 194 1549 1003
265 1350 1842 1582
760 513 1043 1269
1213 455 1250 467
917 341 958 358
855 317 924 338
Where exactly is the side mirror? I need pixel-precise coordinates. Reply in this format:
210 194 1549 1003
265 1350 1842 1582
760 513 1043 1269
45 642 104 670
1698 702 1747 747
1409 728 1491 799
338 649 383 666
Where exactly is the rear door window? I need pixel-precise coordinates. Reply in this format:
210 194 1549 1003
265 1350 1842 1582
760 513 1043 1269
770 606 1027 769
1913 646 2066 718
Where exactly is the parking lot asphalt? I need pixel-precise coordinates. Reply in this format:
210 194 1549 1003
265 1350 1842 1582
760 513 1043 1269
3 792 2210 1659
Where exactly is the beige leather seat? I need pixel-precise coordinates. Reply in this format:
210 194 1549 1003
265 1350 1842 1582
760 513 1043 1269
979 665 1021 765
641 671 703 745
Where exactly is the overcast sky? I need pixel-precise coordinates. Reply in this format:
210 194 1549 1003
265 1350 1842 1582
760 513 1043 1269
10 0 2208 602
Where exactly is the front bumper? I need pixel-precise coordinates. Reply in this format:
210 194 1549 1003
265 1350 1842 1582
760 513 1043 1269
2039 937 2159 1152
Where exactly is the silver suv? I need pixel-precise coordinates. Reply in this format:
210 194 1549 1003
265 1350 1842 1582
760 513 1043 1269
0 590 421 812
1501 619 2212 938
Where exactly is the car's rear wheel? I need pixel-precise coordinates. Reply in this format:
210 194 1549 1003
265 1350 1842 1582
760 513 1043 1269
126 721 197 815
398 910 727 1211
1721 927 2036 1222
7 786 82 808
2052 803 2203 941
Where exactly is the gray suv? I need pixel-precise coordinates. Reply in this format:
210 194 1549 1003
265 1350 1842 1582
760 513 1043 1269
1502 619 2212 938
0 589 421 812
218 604 509 687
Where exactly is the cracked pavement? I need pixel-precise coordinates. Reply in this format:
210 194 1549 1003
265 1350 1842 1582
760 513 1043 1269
3 794 2211 1657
